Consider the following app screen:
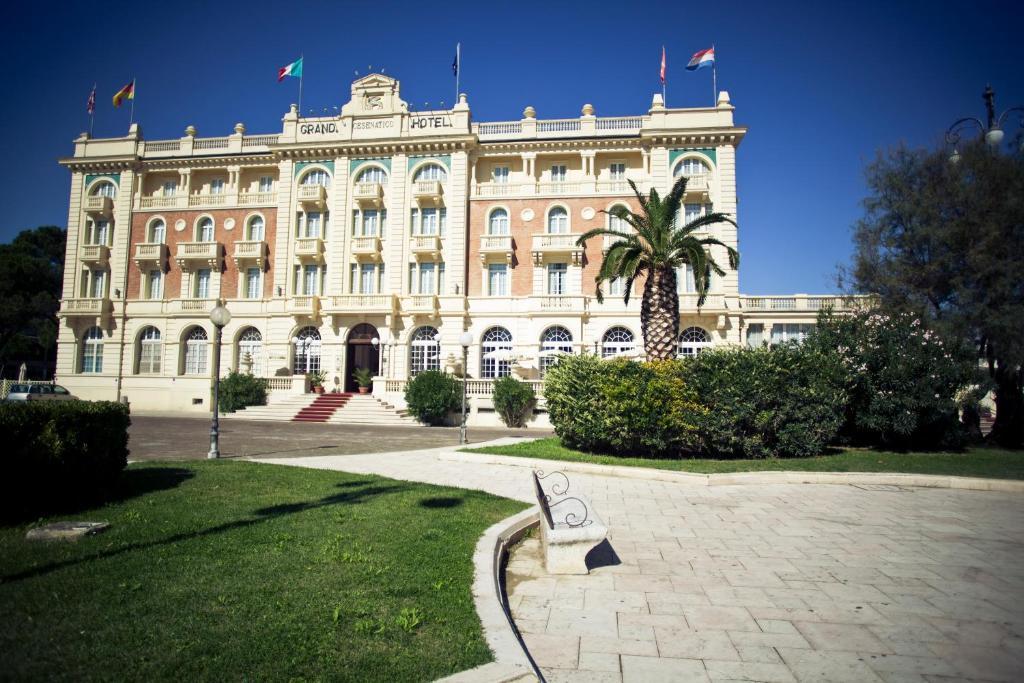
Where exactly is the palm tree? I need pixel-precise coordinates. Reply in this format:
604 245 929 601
576 175 739 360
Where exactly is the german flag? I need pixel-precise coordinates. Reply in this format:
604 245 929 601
112 80 135 108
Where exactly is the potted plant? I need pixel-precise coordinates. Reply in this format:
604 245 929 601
306 370 327 394
352 367 374 394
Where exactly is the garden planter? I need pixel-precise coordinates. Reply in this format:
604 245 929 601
313 385 325 395
358 386 370 394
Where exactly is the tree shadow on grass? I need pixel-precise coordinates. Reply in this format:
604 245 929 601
2 477 408 584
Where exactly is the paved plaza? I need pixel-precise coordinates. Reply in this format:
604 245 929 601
257 446 1024 683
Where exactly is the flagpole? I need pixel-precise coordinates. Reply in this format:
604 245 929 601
711 44 717 105
89 83 96 137
298 55 304 115
661 45 666 106
129 78 136 126
454 43 460 105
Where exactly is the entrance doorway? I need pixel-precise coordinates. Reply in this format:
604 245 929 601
345 323 379 392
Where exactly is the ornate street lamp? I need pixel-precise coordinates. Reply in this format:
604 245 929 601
208 304 231 459
946 85 1024 163
459 331 473 444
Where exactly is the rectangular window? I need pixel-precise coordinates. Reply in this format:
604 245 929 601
677 264 697 293
210 178 225 195
138 339 160 374
771 323 814 345
420 208 438 235
547 263 567 295
259 176 273 192
419 262 436 294
245 268 261 299
90 270 106 298
608 277 625 297
147 270 163 300
551 165 567 182
360 264 375 294
303 265 318 296
488 264 508 296
492 166 509 183
410 208 419 235
746 324 764 348
362 210 378 237
609 162 626 179
94 220 110 246
306 212 322 238
162 180 177 197
195 269 211 299
82 340 103 373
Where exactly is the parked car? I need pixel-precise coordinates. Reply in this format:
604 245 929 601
3 384 77 402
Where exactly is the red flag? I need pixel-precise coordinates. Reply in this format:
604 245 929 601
660 46 666 85
86 84 96 115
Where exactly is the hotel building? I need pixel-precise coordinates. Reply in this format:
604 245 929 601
55 74 853 424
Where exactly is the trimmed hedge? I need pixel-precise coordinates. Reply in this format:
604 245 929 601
493 376 535 428
219 371 269 414
1 400 130 521
544 355 703 457
404 371 461 426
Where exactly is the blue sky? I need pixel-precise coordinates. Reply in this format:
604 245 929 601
2 0 1021 294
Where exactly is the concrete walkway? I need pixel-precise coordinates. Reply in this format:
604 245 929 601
255 445 1024 683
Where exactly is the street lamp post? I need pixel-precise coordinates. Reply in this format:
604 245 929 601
945 85 1024 163
208 304 232 459
459 331 473 445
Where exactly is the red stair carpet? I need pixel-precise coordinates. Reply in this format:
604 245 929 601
291 393 352 422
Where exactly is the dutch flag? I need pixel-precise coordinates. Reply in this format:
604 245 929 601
686 47 715 71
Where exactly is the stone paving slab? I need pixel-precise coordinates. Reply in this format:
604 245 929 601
254 445 1024 682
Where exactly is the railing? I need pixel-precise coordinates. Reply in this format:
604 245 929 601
475 121 522 136
80 244 110 264
289 295 320 316
267 377 294 392
474 182 529 197
188 193 227 207
193 137 230 150
60 298 110 315
537 119 581 133
410 235 441 252
741 295 866 312
294 237 324 257
596 180 633 193
602 232 630 250
480 235 512 252
679 174 711 193
175 298 217 313
536 181 582 195
176 242 220 259
351 236 381 254
238 191 276 205
139 196 178 209
532 233 583 250
145 140 182 152
133 243 168 264
233 240 266 259
679 293 726 310
327 294 396 313
296 185 326 204
353 182 384 200
83 195 113 215
404 294 438 312
536 295 586 311
594 116 644 131
243 134 279 147
413 180 443 197
382 378 544 398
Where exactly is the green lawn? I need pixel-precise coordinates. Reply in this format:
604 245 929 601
0 461 527 682
465 437 1024 479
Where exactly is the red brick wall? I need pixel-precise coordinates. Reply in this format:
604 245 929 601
127 209 276 299
467 196 640 296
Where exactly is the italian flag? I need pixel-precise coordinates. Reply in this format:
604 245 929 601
278 57 303 82
112 79 135 107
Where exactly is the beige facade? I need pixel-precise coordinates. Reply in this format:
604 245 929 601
55 74 858 423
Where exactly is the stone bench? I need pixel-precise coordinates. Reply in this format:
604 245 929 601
532 470 608 575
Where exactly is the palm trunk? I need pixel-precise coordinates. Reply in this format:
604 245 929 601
641 266 679 360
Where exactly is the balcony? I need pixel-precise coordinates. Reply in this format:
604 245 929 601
531 233 584 265
139 195 180 210
84 195 113 218
133 243 169 270
238 191 276 206
296 184 327 208
175 242 222 270
596 180 633 194
353 182 384 206
741 295 870 313
410 235 442 258
232 239 268 268
473 182 530 198
79 244 110 267
59 297 111 318
351 235 382 259
679 174 711 199
188 193 228 208
169 298 218 316
288 295 321 318
403 294 438 315
324 294 397 316
534 295 588 314
536 181 583 195
680 293 726 311
413 180 444 204
294 237 324 262
479 234 513 263
602 232 631 252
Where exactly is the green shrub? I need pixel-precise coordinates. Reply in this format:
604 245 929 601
493 376 535 427
404 371 461 426
685 344 847 458
219 371 269 413
1 400 130 521
807 310 975 449
544 355 702 457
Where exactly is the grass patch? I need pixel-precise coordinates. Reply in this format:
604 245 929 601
0 461 526 682
465 437 1024 479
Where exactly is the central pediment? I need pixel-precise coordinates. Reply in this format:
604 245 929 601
342 74 407 117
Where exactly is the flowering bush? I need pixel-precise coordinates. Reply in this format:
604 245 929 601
807 310 974 448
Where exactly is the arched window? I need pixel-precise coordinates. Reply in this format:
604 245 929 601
197 217 214 242
89 219 111 246
539 326 573 376
292 326 321 374
413 164 447 182
547 207 568 234
301 169 330 186
673 158 710 177
678 326 712 358
409 326 440 376
90 181 116 198
237 327 263 376
81 326 104 373
355 166 388 185
136 326 162 374
608 205 630 234
601 326 636 358
183 327 209 375
488 208 509 235
481 326 513 379
148 219 166 244
247 215 265 241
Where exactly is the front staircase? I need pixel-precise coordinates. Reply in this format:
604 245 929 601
327 393 417 426
292 393 352 422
